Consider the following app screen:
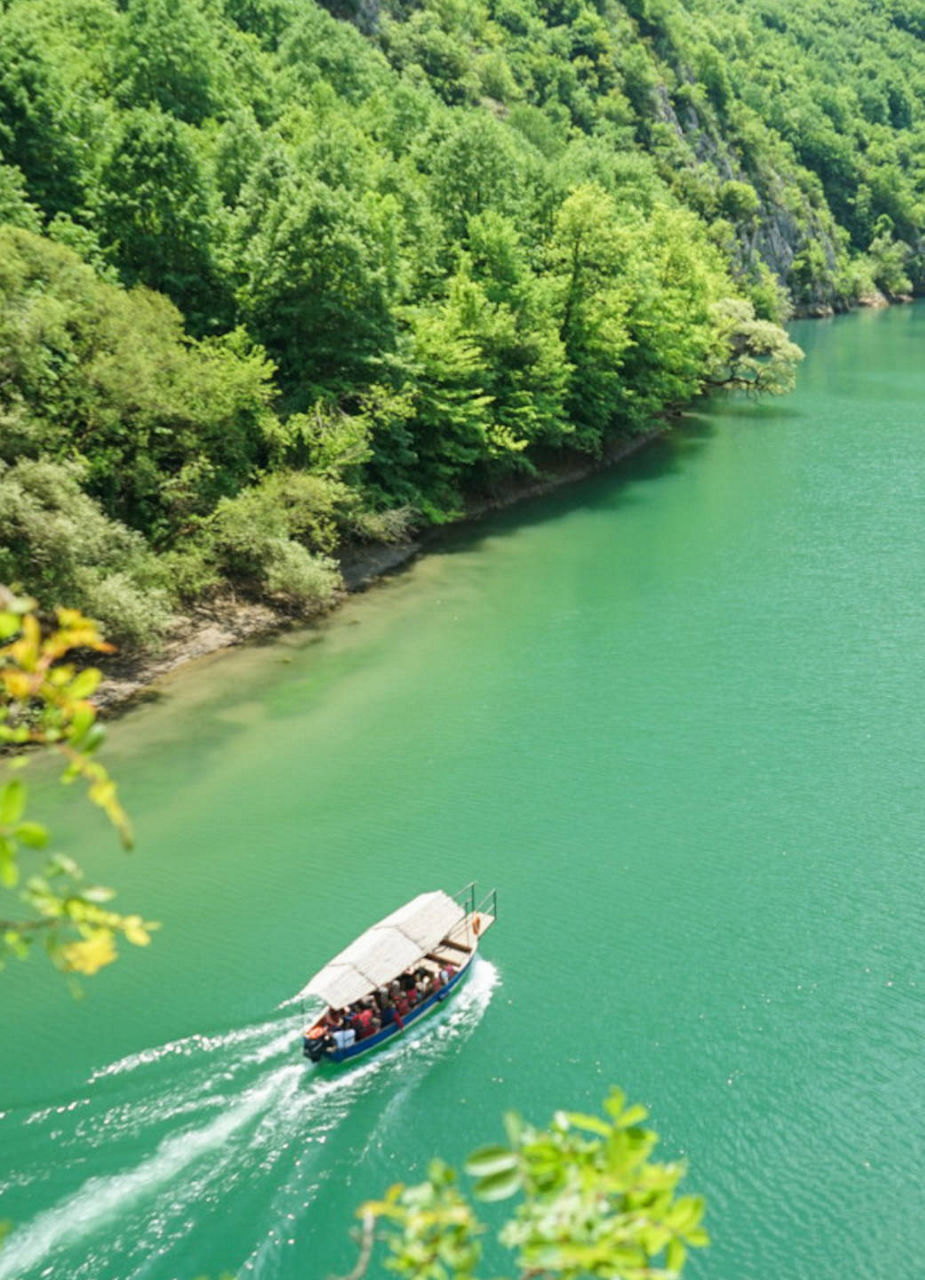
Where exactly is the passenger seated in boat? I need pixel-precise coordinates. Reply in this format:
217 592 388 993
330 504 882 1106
391 980 411 1018
323 1008 344 1030
439 961 456 984
411 966 429 998
354 1000 380 1039
399 970 416 994
379 994 399 1030
330 1025 356 1050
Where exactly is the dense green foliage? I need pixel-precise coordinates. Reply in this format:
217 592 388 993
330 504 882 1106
354 1089 707 1278
0 0 920 645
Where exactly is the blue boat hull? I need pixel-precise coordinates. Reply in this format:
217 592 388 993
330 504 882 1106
303 958 472 1066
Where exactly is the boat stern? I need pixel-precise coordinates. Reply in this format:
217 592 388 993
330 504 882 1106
303 1027 329 1063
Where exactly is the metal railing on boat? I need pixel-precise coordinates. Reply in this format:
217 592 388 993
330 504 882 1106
454 882 497 921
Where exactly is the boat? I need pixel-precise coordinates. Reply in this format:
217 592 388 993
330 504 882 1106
299 884 496 1064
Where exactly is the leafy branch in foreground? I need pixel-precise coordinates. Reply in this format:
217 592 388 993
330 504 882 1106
345 1089 708 1280
0 587 155 976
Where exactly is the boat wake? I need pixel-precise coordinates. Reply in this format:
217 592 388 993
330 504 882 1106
0 958 499 1280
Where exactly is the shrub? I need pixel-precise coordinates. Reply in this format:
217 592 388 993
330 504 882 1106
76 570 173 652
263 540 340 606
0 228 278 539
155 545 223 605
0 459 172 649
253 471 359 554
349 505 417 543
203 480 343 606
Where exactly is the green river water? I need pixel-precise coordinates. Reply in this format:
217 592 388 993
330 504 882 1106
1 305 924 1280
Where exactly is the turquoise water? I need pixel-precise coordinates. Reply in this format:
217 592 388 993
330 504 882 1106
1 305 924 1279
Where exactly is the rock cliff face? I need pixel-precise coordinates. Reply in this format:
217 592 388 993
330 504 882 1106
651 84 846 314
747 202 842 315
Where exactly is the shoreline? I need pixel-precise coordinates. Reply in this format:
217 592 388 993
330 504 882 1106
62 295 925 714
94 428 663 713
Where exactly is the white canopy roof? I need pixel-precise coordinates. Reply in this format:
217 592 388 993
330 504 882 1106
300 891 465 1009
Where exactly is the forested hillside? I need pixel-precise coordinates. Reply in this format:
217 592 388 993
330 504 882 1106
1 0 921 647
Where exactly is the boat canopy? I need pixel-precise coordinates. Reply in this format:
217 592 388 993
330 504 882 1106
299 891 465 1009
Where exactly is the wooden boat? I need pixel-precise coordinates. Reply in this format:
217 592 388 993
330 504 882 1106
300 885 496 1065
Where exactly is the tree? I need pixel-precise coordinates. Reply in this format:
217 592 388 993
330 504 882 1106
429 113 534 243
0 591 155 976
0 18 87 217
392 295 498 511
865 218 914 298
114 0 232 126
98 107 225 329
0 227 277 546
706 299 805 396
345 1089 708 1279
0 160 42 231
548 184 634 445
234 173 398 402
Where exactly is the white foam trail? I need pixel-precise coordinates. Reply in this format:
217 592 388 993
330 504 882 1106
22 1097 91 1127
277 989 319 1010
3 960 500 1280
0 1066 299 1280
67 1022 300 1148
242 958 500 1278
88 1016 290 1082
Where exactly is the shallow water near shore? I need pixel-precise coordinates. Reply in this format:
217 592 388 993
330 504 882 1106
2 305 924 1279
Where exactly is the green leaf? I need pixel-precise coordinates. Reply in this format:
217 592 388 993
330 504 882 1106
603 1088 626 1120
14 821 48 849
68 669 101 700
426 1158 454 1186
671 1195 704 1234
0 780 27 825
48 854 80 879
473 1166 522 1202
69 704 95 743
0 840 19 887
464 1145 518 1177
666 1238 686 1273
563 1110 612 1136
502 1110 524 1146
619 1104 649 1128
82 884 116 904
80 724 106 754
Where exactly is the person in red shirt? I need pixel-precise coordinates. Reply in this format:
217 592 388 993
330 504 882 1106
354 1001 381 1039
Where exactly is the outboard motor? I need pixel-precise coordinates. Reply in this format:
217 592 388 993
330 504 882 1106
303 1033 329 1063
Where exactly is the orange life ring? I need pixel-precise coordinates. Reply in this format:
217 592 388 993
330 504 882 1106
472 915 481 935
